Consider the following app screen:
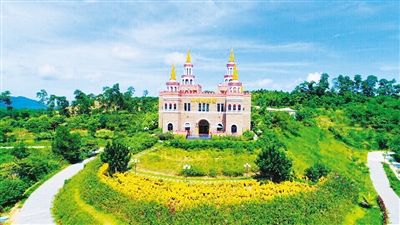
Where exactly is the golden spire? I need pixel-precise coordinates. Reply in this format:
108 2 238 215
229 48 234 62
233 64 239 80
186 49 191 63
170 64 176 80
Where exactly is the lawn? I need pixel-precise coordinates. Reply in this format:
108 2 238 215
138 146 260 177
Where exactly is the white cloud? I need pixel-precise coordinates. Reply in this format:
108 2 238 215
38 64 57 80
307 72 322 82
246 78 273 90
379 64 400 71
164 52 186 65
111 45 139 60
84 72 103 83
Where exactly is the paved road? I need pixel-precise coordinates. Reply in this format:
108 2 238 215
368 151 400 224
17 149 102 225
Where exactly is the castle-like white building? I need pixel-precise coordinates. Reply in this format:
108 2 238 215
158 50 251 136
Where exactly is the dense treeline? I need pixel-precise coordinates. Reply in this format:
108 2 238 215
0 83 158 212
251 73 399 153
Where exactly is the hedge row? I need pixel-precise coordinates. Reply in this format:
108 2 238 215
165 139 262 153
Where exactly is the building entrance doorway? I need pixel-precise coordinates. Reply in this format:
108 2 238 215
198 120 209 135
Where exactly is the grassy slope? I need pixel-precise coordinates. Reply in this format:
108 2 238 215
52 159 124 225
278 115 381 225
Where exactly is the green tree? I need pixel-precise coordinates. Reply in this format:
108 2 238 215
52 126 82 163
36 89 48 105
361 75 378 97
56 96 70 117
316 73 329 97
0 177 28 211
71 89 95 115
0 90 12 110
11 142 30 159
100 139 130 175
255 144 293 182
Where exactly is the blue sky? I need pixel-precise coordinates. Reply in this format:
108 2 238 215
1 1 399 100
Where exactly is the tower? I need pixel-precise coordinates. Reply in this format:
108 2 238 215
165 64 179 92
179 50 202 94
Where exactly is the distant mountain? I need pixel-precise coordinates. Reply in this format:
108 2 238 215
0 96 47 109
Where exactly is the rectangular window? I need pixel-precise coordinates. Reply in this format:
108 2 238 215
184 103 187 111
217 103 220 112
198 103 201 111
206 103 209 112
221 104 225 112
188 103 191 111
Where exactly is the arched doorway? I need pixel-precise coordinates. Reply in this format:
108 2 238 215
167 123 173 131
198 120 209 135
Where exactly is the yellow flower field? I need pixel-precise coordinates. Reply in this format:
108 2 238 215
99 164 315 209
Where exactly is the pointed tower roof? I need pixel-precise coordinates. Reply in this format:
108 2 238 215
233 64 239 80
170 64 176 80
229 48 234 62
186 49 191 63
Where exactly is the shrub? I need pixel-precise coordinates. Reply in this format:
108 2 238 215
34 132 53 141
304 163 331 182
0 177 28 211
255 144 293 183
180 166 206 177
377 195 388 224
241 130 254 141
208 168 218 177
100 139 130 175
10 142 30 159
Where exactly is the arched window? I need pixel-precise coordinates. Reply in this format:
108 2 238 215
167 123 173 131
169 103 172 110
174 103 177 110
190 79 193 85
233 104 236 111
231 125 237 133
228 104 232 111
164 103 167 110
238 104 241 111
217 123 223 132
174 87 177 92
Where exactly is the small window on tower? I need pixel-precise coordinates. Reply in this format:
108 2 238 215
228 104 231 111
238 104 241 111
174 104 177 110
169 104 172 110
188 103 191 111
164 103 167 110
233 104 236 111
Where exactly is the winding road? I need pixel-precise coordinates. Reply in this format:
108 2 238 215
15 149 102 225
368 151 400 224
